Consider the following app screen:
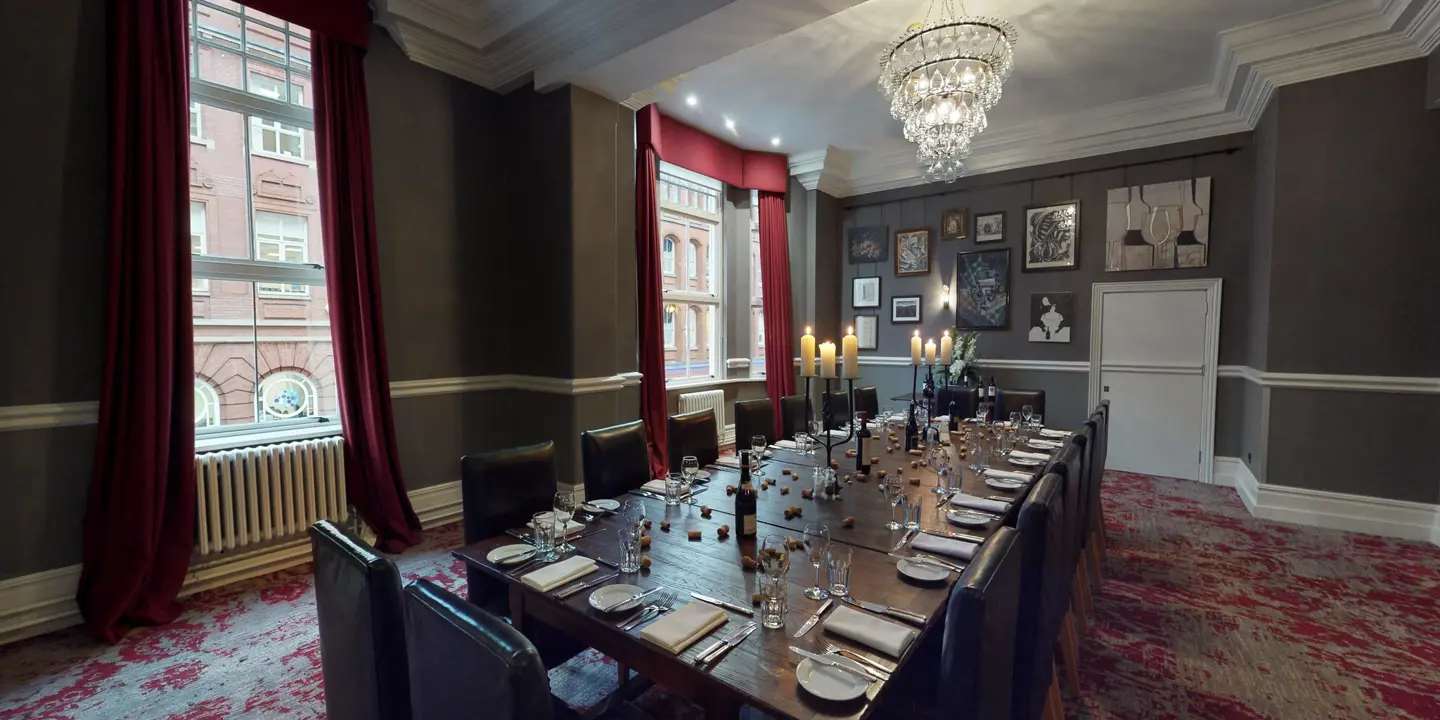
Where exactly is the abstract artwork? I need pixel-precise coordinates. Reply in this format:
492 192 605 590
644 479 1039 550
975 211 1005 243
852 276 881 308
891 296 922 324
955 249 1010 329
1024 201 1079 271
1105 177 1212 271
847 225 888 264
855 315 878 350
894 228 932 276
1029 292 1073 343
942 209 968 240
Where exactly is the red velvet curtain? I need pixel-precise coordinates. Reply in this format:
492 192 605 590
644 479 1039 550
314 36 423 552
758 191 796 430
77 0 197 644
635 107 670 478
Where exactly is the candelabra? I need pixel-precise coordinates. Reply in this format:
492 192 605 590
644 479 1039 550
802 375 855 499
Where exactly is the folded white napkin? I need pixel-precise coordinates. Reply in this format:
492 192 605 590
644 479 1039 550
950 493 1010 514
526 516 586 536
911 533 979 561
933 415 950 423
641 478 675 493
1010 450 1051 461
640 601 728 654
520 556 597 592
1039 428 1070 438
713 456 743 468
823 605 917 658
983 469 1033 482
1026 439 1063 450
774 439 799 450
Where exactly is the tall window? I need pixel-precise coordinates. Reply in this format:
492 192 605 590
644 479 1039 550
662 236 676 276
663 306 676 349
749 189 765 376
188 2 335 439
659 163 721 384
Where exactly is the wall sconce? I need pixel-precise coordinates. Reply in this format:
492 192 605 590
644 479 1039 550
941 284 951 310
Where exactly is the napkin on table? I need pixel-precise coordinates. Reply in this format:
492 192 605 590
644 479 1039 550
983 469 1033 482
713 456 743 469
822 605 917 658
526 516 587 536
1039 428 1071 439
773 439 798 450
1026 439 1063 449
950 493 1010 514
520 556 597 592
1009 450 1051 461
641 478 673 493
640 602 728 654
911 533 979 561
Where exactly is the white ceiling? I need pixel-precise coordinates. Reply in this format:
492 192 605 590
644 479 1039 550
378 0 1440 195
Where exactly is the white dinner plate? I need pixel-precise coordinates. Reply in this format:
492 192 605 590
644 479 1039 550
589 584 645 613
896 557 951 583
694 470 712 480
1007 456 1044 467
946 510 992 528
486 544 537 565
582 499 621 512
796 657 873 702
984 477 1027 491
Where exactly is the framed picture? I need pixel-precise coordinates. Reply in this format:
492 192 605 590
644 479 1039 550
894 228 932 276
891 295 923 324
855 315 879 350
974 211 1005 243
1029 292 1073 343
1104 177 1212 271
847 226 888 264
1023 201 1080 272
941 208 968 240
954 249 1010 330
852 276 881 308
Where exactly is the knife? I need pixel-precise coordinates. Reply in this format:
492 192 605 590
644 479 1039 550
630 489 665 501
789 647 882 683
599 585 664 612
984 495 1017 504
695 621 757 665
922 529 987 544
840 596 927 626
554 572 618 599
505 529 534 543
889 528 917 553
792 598 833 638
690 592 755 617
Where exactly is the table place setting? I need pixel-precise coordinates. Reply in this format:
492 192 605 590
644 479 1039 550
822 604 917 658
1004 449 1051 467
580 498 621 515
949 492 1011 514
838 596 927 626
793 598 835 638
910 532 979 562
790 647 883 702
486 543 537 566
981 468 1032 490
694 621 758 665
616 590 679 631
554 572 619 600
526 512 587 537
1025 438 1064 450
1038 428 1071 439
639 601 730 654
520 555 599 592
590 584 662 613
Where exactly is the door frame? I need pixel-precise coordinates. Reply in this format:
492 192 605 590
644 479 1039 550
1088 278 1223 483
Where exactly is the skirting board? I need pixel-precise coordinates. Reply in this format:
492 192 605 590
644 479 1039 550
1215 456 1440 546
0 479 466 647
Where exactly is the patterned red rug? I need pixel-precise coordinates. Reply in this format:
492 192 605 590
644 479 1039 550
1 473 1437 719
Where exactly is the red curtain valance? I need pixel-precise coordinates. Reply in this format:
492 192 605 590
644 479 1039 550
237 0 370 49
650 110 788 194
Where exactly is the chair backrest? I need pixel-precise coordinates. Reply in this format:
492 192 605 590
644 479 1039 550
779 394 809 440
1011 473 1066 720
1045 440 1086 575
733 398 776 448
997 388 1045 422
667 409 719 471
403 579 554 720
820 390 851 429
461 441 559 545
1086 412 1106 536
942 386 979 420
309 520 412 720
580 420 651 500
854 386 880 419
939 526 1022 720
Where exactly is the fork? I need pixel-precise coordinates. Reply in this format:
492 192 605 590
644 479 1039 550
623 589 677 631
618 589 672 630
823 643 894 680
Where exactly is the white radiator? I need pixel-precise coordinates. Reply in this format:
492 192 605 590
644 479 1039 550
678 389 726 442
193 436 347 556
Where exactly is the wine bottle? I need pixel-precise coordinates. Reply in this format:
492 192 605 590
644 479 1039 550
736 450 757 538
904 403 919 452
988 376 998 416
855 412 872 474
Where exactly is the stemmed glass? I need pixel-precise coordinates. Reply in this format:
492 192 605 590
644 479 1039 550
802 523 831 600
621 499 646 533
553 490 576 552
757 535 791 630
681 455 700 486
882 477 904 530
1031 413 1044 433
1021 404 1035 429
751 435 768 476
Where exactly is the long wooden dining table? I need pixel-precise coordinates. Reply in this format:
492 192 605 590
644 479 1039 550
453 422 1056 720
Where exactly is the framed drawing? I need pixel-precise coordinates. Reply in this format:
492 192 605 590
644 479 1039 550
1029 293 1073 343
852 276 881 308
894 228 932 276
891 296 922 324
974 211 1005 243
941 209 968 240
847 226 888 264
855 315 879 350
954 249 1010 330
1104 177 1212 271
1023 201 1079 272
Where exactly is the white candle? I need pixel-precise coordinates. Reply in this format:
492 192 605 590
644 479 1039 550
841 327 859 379
819 341 837 378
924 338 937 365
800 326 816 377
910 331 922 365
940 331 953 365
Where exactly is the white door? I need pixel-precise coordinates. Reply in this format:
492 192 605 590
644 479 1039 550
1093 283 1216 481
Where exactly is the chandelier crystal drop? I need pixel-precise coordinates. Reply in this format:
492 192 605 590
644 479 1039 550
878 1 1017 182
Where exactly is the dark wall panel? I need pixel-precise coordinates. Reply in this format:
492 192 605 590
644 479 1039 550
0 425 95 580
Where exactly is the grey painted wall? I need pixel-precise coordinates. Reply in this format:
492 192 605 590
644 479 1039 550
1248 102 1277 372
1427 46 1440 111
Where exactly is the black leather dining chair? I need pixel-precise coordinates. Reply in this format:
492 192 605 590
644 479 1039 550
733 398 776 448
1044 442 1086 592
309 520 412 720
667 409 719 471
1012 473 1067 720
820 389 850 429
580 420 651 501
403 579 556 720
853 385 880 420
779 394 810 440
996 388 1045 422
941 386 979 420
938 526 1023 720
460 442 559 613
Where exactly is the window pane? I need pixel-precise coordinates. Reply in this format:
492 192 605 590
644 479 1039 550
193 278 258 426
190 102 253 260
193 3 244 90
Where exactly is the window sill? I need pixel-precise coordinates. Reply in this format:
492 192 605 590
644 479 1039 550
195 421 343 453
190 136 215 150
252 149 315 169
666 377 764 391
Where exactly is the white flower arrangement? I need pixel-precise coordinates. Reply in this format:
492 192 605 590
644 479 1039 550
947 329 982 386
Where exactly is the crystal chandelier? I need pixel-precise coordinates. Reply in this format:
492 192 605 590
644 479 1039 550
878 1 1017 182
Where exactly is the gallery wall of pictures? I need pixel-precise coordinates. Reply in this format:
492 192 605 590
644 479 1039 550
836 139 1254 365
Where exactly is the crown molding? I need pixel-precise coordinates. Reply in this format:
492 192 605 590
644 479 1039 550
788 146 852 197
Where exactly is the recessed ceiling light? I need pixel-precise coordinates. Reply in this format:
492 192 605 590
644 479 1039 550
770 137 781 147
685 94 698 107
724 118 736 131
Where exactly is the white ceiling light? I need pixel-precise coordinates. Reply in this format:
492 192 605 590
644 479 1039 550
724 117 736 131
685 94 698 107
878 0 1017 182
771 137 781 147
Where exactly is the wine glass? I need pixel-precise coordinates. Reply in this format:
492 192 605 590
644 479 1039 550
882 477 903 530
621 499 646 533
751 435 768 476
553 490 575 552
1021 404 1035 427
802 523 830 600
681 455 700 486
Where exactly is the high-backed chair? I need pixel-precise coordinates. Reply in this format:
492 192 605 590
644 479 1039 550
309 520 412 720
941 386 979 420
820 389 850 429
460 442 559 613
779 395 810 440
403 579 555 720
1087 409 1109 573
733 398 776 448
1012 474 1067 720
853 386 880 420
667 409 719 471
580 420 651 500
996 389 1046 422
938 526 1023 720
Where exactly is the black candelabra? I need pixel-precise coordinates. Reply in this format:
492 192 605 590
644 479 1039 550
802 375 856 497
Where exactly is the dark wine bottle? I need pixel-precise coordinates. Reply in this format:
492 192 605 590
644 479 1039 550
736 450 757 538
855 412 872 474
904 403 919 452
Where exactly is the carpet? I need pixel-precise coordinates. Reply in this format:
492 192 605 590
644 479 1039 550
1 473 1437 719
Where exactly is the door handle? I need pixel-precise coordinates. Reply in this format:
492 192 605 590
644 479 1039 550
1103 385 1110 393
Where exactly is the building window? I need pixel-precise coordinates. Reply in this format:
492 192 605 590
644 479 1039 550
662 236 676 276
190 102 204 141
663 306 676 349
687 240 698 281
750 189 765 376
255 211 309 296
687 306 699 350
757 309 765 349
252 117 305 160
195 379 221 427
258 370 319 420
191 201 209 294
658 163 722 385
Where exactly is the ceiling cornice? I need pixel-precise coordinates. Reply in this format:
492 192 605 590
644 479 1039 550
787 146 852 197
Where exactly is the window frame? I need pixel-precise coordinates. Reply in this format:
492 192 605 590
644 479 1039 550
687 240 698 281
662 236 676 276
253 210 311 297
659 163 723 388
750 189 766 376
191 201 210 294
663 306 676 350
686 305 699 350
